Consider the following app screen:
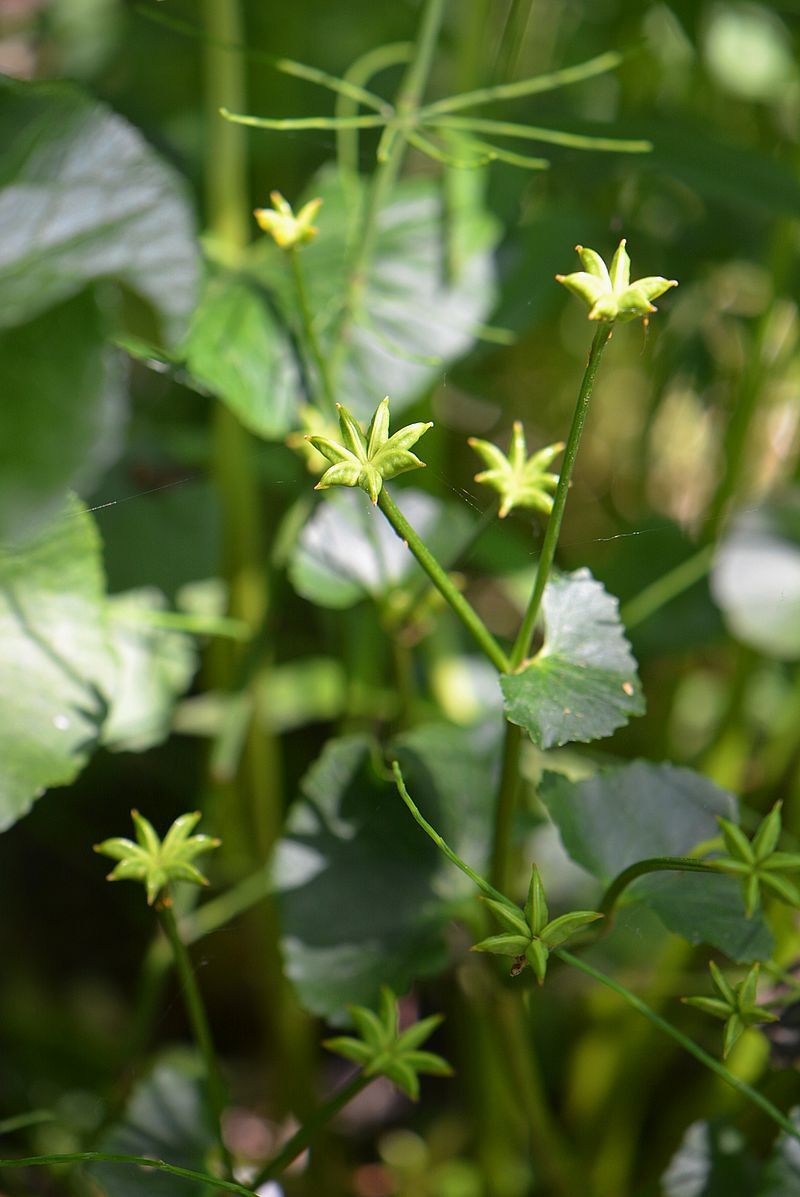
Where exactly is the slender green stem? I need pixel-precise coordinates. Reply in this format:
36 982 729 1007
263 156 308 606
331 0 447 366
489 723 522 892
599 858 721 921
159 900 232 1176
429 114 652 153
419 49 623 118
335 42 413 179
0 1112 54 1136
620 544 715 630
0 1152 257 1195
114 608 250 641
393 762 510 904
377 490 510 672
288 247 337 415
253 1073 370 1186
557 948 800 1143
221 110 387 131
510 324 612 669
388 499 499 629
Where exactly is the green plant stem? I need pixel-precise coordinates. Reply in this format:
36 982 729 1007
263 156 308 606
203 0 280 863
420 49 622 117
620 544 714 630
489 723 522 892
159 900 232 1177
393 761 509 904
288 246 337 415
599 857 721 921
494 990 591 1197
331 0 446 369
511 324 612 669
377 490 510 672
253 1073 370 1186
0 1152 257 1196
335 41 413 179
387 498 499 629
556 948 800 1143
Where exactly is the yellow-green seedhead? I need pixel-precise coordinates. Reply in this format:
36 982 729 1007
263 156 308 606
469 422 564 518
94 810 220 906
556 239 677 323
325 987 452 1100
683 962 777 1058
307 397 432 505
254 191 322 250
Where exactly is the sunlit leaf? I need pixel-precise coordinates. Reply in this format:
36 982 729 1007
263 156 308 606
289 487 472 609
0 289 125 544
0 76 199 343
182 270 301 439
0 498 111 831
500 568 644 749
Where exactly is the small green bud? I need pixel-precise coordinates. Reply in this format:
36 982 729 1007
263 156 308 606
711 802 800 916
307 397 432 505
94 810 220 906
682 962 777 1058
472 864 602 984
556 239 677 323
468 423 563 519
254 191 322 249
324 987 452 1100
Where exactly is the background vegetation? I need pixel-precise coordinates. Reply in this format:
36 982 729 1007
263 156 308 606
1 1 800 1195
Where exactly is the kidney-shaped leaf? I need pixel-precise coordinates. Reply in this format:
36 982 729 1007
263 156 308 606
712 495 800 660
289 488 472 610
182 271 301 439
500 568 644 749
0 288 125 543
0 498 111 831
0 76 198 344
274 722 499 1020
539 761 773 961
89 1052 215 1197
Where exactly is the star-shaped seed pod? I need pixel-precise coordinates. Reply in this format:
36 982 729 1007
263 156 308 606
254 191 322 250
468 423 564 518
307 397 433 505
325 987 453 1100
711 802 800 917
682 961 777 1058
94 810 221 907
556 239 677 323
472 864 602 984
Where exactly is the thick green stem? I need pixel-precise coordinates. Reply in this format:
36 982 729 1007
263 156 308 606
557 948 800 1143
494 990 592 1197
0 1152 256 1196
253 1073 370 1186
510 323 612 669
203 0 280 863
489 723 522 892
377 489 510 672
158 900 232 1176
288 246 337 416
599 858 720 921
